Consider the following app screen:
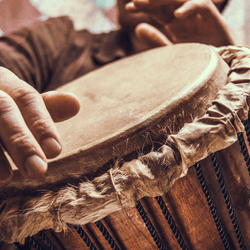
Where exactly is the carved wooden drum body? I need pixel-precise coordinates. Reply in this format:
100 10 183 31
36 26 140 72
0 44 249 250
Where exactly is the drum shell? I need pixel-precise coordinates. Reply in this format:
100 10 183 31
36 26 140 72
29 138 250 250
2 44 250 249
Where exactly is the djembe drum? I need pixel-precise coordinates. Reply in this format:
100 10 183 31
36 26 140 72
0 44 249 250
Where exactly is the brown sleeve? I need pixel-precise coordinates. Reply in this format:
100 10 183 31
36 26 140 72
0 16 92 93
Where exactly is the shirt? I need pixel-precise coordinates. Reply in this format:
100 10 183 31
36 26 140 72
0 16 133 93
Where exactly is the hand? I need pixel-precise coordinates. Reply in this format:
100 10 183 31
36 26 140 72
125 0 227 9
0 67 80 184
126 0 234 47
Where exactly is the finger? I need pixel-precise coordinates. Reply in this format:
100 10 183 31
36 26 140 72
0 67 62 159
125 2 138 11
174 0 214 19
125 2 183 24
0 89 47 178
135 23 173 49
42 91 80 123
0 146 13 185
125 1 167 11
126 0 184 10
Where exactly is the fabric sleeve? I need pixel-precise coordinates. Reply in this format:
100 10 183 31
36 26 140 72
0 16 78 93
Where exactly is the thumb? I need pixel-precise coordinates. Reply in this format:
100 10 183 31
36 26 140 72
135 23 173 49
42 91 80 123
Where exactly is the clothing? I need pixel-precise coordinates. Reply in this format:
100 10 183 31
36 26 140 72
0 16 133 93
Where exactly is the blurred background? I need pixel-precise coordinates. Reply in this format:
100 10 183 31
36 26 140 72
0 0 249 46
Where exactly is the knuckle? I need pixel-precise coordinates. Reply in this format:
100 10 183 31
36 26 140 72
0 91 16 116
29 118 51 137
8 132 36 155
198 0 211 9
8 87 53 138
10 86 39 107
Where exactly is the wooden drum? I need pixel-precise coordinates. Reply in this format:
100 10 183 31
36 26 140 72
0 44 249 250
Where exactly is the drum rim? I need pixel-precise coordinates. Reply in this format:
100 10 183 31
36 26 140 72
51 44 225 162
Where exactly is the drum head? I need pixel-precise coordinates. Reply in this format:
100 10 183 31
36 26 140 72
7 43 229 188
2 44 250 250
53 43 228 171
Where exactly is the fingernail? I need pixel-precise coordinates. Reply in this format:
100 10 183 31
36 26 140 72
175 6 185 14
41 138 62 158
24 155 47 177
125 2 135 9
